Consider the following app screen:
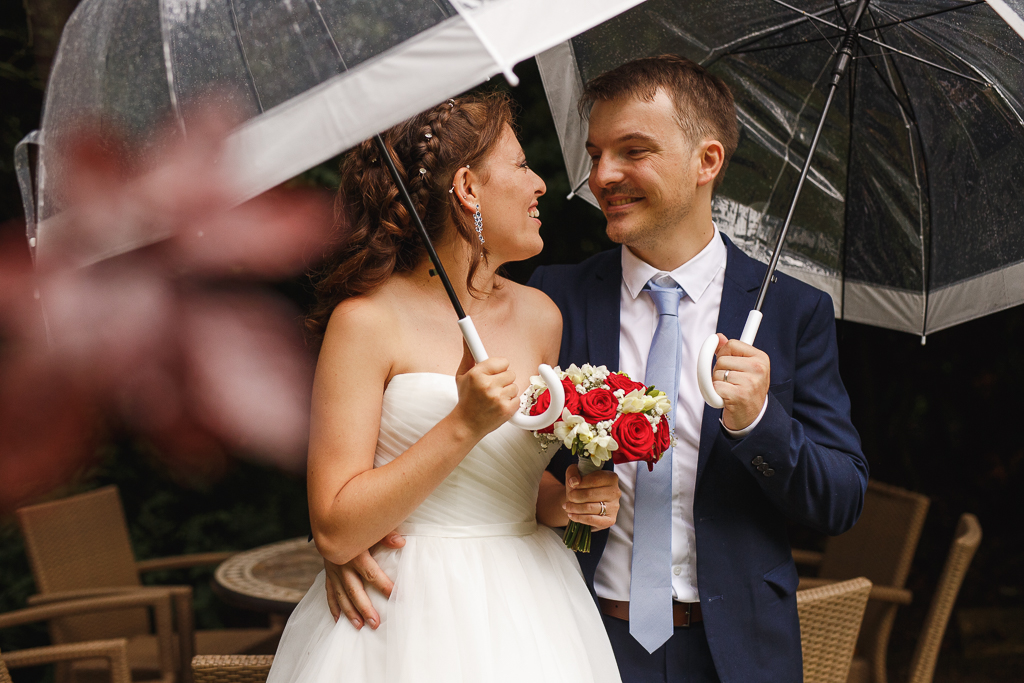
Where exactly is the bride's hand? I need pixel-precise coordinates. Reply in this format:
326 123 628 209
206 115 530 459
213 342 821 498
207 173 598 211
451 341 520 437
563 463 621 531
324 532 404 629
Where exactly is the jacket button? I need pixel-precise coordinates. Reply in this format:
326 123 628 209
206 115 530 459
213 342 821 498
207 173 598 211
764 469 775 477
751 456 764 466
757 463 768 473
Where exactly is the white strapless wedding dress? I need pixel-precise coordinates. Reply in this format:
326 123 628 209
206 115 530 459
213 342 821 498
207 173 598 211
267 373 622 683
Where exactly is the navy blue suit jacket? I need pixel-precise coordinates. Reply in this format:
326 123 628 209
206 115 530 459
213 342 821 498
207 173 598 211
527 235 868 683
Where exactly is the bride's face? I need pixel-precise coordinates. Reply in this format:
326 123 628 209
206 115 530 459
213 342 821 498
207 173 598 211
473 125 547 263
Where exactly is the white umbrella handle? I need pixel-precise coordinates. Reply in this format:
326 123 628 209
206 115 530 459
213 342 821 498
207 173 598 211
458 316 565 430
697 310 763 409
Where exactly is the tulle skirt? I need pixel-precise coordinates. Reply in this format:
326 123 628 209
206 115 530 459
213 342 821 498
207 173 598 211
267 522 621 683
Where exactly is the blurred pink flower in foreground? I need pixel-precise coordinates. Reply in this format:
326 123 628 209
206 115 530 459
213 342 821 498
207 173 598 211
0 115 333 511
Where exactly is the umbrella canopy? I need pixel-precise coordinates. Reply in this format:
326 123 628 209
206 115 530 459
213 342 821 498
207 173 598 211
18 0 645 267
537 0 1024 337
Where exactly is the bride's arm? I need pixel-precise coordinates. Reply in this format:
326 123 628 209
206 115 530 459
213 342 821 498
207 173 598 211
308 298 519 565
527 287 621 531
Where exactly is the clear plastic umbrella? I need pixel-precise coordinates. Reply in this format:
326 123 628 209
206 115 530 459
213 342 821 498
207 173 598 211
17 0 643 266
537 0 1024 340
15 0 650 429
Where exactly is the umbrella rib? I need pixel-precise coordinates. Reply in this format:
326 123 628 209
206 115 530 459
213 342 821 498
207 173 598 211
705 0 856 66
862 8 932 336
854 34 987 85
866 1 986 34
227 0 265 114
871 4 1024 128
727 33 842 57
766 0 988 85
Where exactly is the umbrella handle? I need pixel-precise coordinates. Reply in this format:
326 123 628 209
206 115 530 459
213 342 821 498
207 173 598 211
457 316 565 431
697 310 763 409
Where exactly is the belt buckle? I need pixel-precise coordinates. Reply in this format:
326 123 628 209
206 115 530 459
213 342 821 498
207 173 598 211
682 602 692 628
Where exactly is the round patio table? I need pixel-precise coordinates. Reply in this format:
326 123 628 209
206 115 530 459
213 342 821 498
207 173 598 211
213 537 323 614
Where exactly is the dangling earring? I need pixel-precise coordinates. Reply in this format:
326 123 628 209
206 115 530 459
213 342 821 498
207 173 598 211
474 205 484 244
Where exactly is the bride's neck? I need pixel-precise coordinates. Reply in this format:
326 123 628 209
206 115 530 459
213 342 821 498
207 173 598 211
413 236 500 310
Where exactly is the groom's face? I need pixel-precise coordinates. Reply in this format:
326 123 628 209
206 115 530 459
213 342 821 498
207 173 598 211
585 89 701 250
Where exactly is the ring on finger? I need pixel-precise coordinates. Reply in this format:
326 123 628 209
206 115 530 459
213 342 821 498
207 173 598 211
598 500 607 516
723 369 731 382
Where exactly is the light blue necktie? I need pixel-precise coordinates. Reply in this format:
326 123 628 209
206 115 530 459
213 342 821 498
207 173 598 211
630 275 683 653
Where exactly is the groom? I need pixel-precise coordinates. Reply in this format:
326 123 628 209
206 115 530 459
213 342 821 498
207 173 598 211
526 55 867 682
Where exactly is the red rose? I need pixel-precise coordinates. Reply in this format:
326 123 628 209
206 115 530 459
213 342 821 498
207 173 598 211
605 372 646 395
653 418 672 460
529 389 555 434
579 388 618 423
561 378 581 415
611 413 657 470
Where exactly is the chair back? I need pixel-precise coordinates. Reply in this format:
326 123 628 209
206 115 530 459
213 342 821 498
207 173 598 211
820 479 929 681
907 513 982 683
798 577 872 683
191 655 273 683
16 486 148 642
1 649 13 683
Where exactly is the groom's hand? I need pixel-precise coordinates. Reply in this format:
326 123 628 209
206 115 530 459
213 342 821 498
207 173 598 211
713 333 771 431
563 463 621 531
324 531 404 629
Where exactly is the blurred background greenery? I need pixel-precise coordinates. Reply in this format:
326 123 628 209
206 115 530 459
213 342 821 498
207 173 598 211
1 1 1022 681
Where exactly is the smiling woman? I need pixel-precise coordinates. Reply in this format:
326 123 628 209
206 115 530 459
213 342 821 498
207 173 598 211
264 93 624 683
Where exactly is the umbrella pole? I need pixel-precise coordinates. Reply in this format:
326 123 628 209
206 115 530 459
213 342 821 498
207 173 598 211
373 134 467 321
698 0 870 409
371 133 566 430
754 0 871 312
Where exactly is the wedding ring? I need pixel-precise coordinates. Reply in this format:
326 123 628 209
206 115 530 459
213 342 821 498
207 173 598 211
723 370 731 382
598 501 607 516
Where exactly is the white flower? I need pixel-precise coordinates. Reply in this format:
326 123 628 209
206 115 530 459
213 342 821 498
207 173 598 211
652 391 672 416
584 433 618 465
620 389 656 414
565 363 586 385
553 410 592 449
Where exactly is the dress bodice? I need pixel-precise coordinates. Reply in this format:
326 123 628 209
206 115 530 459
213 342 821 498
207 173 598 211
375 373 550 529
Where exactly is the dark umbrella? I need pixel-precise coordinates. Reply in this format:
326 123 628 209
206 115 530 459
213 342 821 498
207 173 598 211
537 0 1024 403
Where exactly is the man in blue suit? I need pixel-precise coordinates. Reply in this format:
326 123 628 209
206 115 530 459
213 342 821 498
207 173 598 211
527 56 868 682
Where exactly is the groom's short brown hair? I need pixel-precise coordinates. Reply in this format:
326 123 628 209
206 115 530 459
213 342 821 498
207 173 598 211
580 55 739 189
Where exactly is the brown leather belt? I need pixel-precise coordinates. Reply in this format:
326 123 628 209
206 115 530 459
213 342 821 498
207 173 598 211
598 598 703 627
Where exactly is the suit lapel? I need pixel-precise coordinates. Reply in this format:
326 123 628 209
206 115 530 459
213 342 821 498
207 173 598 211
585 247 622 372
696 235 763 486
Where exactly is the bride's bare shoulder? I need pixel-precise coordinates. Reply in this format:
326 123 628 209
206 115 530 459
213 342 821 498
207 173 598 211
320 286 403 361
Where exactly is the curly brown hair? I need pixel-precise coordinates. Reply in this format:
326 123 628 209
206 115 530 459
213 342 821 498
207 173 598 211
306 92 515 341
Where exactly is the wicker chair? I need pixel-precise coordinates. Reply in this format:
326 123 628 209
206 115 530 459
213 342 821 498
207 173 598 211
191 655 273 683
798 577 873 683
16 486 282 683
794 480 930 683
902 513 982 683
1 593 155 683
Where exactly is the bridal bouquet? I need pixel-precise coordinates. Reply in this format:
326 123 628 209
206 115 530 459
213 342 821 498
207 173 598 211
521 364 673 552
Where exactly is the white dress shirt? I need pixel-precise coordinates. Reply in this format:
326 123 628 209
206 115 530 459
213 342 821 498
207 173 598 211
593 228 763 603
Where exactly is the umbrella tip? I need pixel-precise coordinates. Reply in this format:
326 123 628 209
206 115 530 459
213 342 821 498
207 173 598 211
920 335 927 346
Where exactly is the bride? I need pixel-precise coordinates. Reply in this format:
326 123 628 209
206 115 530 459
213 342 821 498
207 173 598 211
266 92 623 682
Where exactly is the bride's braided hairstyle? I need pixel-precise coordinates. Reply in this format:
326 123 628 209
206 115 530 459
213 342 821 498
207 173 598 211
307 92 514 341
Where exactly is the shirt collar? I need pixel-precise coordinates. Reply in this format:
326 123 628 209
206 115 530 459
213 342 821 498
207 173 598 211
620 224 727 302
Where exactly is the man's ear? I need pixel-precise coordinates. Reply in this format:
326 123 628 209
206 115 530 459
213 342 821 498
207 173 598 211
696 140 725 188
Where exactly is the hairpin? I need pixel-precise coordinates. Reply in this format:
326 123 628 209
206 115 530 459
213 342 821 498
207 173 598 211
425 133 433 139
447 99 455 108
419 168 427 175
